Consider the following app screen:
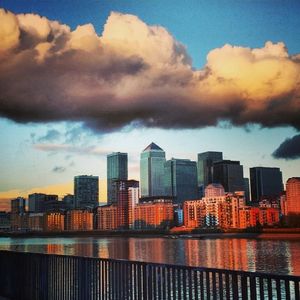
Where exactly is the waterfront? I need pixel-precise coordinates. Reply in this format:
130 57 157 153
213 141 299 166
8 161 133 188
0 236 300 276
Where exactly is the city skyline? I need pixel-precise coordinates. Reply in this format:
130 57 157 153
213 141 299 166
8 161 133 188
3 142 291 204
1 1 300 210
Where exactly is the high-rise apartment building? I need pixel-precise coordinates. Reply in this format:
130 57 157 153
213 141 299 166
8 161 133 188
140 143 166 197
107 152 128 204
250 167 283 203
115 179 139 229
197 152 223 197
11 197 26 214
11 197 26 231
74 175 99 209
164 158 198 204
213 160 244 193
286 177 300 215
28 193 46 212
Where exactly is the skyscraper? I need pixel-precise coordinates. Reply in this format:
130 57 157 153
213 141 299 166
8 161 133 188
213 160 244 193
107 152 128 204
197 151 223 197
250 167 283 203
74 175 99 209
140 142 166 197
164 158 198 204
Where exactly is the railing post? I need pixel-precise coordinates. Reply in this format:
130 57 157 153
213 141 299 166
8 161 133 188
0 250 300 300
250 275 257 300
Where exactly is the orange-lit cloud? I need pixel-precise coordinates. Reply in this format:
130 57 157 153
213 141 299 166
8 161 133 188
0 9 299 133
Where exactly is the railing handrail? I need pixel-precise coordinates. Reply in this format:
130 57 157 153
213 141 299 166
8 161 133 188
1 249 299 281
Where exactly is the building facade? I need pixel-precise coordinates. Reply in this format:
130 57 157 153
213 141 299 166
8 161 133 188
250 167 283 203
11 197 27 231
11 197 26 214
134 199 174 229
243 178 250 202
62 194 75 210
115 180 139 229
65 209 93 231
0 212 10 231
96 205 118 230
197 151 223 197
286 177 300 215
28 213 44 231
213 160 244 193
107 152 128 204
164 158 198 204
183 200 206 228
74 175 99 209
28 193 46 212
140 143 166 197
45 212 65 231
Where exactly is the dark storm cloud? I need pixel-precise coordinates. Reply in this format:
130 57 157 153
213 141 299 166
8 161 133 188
273 134 300 159
0 9 300 136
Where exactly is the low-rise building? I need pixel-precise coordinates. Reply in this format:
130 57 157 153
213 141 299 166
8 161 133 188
259 208 280 226
28 213 44 231
239 207 260 229
96 205 118 230
134 199 174 229
65 209 93 231
0 212 10 231
45 212 65 231
183 200 206 228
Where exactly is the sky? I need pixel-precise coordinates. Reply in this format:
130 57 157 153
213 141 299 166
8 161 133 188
0 0 300 209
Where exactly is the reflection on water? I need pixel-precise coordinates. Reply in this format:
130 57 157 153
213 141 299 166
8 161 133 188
0 237 300 275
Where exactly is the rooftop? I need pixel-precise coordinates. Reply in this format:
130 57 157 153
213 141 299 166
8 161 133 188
143 142 163 152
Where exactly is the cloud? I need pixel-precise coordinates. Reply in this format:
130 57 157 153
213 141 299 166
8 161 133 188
52 166 66 173
273 134 300 159
0 8 299 136
65 124 93 144
38 129 61 142
34 143 110 156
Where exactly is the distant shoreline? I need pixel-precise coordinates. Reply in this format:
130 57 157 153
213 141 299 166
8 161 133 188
1 228 300 240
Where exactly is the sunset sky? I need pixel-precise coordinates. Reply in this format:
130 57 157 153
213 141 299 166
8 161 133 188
0 1 300 209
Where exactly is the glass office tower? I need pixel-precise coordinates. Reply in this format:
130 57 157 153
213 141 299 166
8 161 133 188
107 152 128 204
164 158 198 204
213 160 244 193
197 151 223 197
250 167 283 203
140 143 166 197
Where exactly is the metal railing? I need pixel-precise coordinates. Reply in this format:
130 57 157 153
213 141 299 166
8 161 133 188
0 250 299 299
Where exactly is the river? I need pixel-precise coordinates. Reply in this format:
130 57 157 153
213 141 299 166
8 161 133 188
0 236 299 275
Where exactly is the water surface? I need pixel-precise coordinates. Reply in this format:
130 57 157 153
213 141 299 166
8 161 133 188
0 236 299 275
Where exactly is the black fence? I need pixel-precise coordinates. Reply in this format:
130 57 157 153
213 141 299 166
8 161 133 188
0 250 299 299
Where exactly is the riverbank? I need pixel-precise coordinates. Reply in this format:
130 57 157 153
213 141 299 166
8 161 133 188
1 228 300 239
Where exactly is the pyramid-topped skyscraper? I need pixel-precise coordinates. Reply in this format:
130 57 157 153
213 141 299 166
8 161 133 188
143 142 163 152
140 142 166 197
